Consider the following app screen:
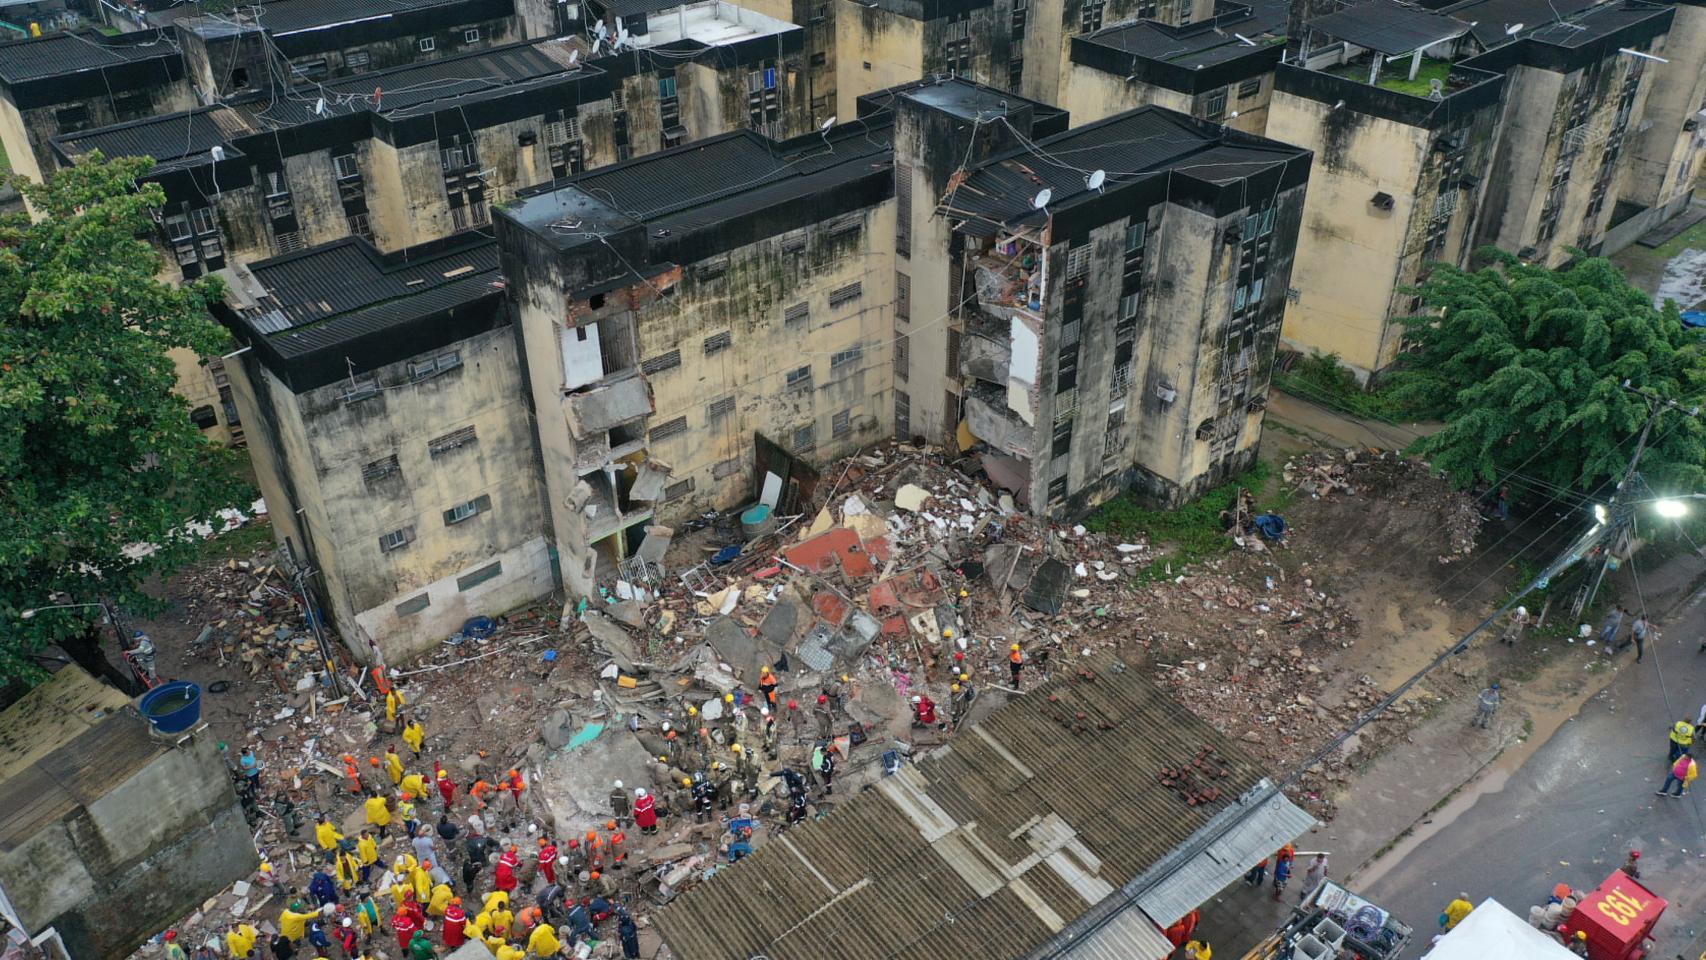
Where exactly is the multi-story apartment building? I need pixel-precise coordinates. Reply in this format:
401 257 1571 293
217 235 553 661
932 93 1310 511
1620 0 1706 235
1063 0 1285 133
1270 0 1672 381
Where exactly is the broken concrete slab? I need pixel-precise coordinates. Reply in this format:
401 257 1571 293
535 724 656 837
759 597 802 648
583 611 642 672
795 623 836 673
706 616 765 681
540 708 575 749
608 600 647 628
1023 558 1071 615
894 484 931 512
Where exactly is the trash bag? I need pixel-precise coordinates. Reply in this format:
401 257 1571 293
461 616 497 640
1253 513 1287 540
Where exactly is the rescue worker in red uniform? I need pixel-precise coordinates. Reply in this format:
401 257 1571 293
633 787 658 835
442 899 468 948
538 838 559 885
495 846 520 892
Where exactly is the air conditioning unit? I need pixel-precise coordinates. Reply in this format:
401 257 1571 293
1371 191 1395 211
1155 383 1178 405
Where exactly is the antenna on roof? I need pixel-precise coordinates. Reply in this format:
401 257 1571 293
1428 77 1444 100
820 116 837 132
314 96 327 116
1232 32 1256 45
593 18 607 38
1032 187 1052 211
1085 169 1105 193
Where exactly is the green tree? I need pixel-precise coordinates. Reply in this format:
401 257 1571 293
0 154 244 692
1388 249 1706 498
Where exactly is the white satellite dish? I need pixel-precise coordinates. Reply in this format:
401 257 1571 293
1428 77 1444 100
1506 22 1523 34
1032 187 1052 209
820 115 836 132
567 49 579 65
314 96 327 116
593 18 607 37
590 37 603 54
616 25 629 45
1086 169 1106 192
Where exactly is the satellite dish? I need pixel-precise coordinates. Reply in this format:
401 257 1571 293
1086 169 1106 192
820 115 836 132
590 37 602 54
1506 22 1523 34
1428 77 1444 100
210 145 226 161
593 18 606 37
567 49 578 65
617 25 629 44
314 96 327 116
1032 188 1052 209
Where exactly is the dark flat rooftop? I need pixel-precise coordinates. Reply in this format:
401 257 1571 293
944 107 1305 230
506 117 894 249
0 29 179 84
1082 0 1286 68
254 0 495 35
53 105 256 172
1307 0 1470 55
241 235 501 358
240 39 586 127
1443 0 1602 46
1523 0 1669 46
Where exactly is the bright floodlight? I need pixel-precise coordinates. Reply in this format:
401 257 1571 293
1654 499 1688 519
1593 504 1609 525
19 609 37 619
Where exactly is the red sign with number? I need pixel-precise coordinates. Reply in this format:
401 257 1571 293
1560 871 1666 960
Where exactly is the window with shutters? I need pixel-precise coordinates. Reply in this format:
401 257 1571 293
1079 0 1103 32
896 165 912 256
707 396 735 420
444 494 492 525
1048 474 1068 504
894 334 909 381
457 561 502 591
409 351 462 381
784 302 809 326
895 390 911 436
895 271 910 321
825 214 862 239
830 345 863 371
703 330 732 355
1012 0 1027 34
780 230 807 253
945 329 960 377
641 350 681 375
1052 417 1073 457
378 527 415 553
363 454 400 485
1238 77 1262 99
1066 244 1091 279
664 478 695 501
649 416 688 442
428 425 477 457
396 594 430 617
832 409 851 438
713 457 742 478
696 257 728 282
345 48 371 68
829 282 863 307
793 423 816 453
787 366 813 390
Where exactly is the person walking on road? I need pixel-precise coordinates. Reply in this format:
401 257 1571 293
1658 752 1698 797
1599 607 1625 648
1271 856 1291 901
1442 894 1474 930
1473 682 1501 729
1300 854 1329 903
1628 614 1650 663
1668 719 1694 764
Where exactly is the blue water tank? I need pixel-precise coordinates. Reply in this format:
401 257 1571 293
139 681 202 735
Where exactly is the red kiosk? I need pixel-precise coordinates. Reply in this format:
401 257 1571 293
1558 871 1667 960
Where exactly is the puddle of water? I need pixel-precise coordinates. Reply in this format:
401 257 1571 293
1654 247 1706 310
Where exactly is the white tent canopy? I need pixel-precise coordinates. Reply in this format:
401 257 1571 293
1422 900 1577 960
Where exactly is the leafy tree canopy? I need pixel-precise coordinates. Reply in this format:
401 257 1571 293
0 154 245 689
1388 248 1706 499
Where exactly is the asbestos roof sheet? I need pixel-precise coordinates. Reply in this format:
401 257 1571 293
0 29 178 84
1130 784 1316 926
944 108 1304 232
54 105 256 171
1307 0 1471 54
245 235 500 336
260 0 492 34
652 653 1273 960
1445 0 1599 47
244 39 584 126
1053 901 1175 960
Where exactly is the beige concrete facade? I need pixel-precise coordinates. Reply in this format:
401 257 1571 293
1623 2 1706 221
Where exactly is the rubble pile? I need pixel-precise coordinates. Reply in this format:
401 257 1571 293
1283 450 1483 563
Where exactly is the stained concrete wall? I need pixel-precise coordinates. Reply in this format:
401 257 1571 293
1 79 195 196
1063 68 1271 135
238 323 551 662
836 4 925 121
0 731 256 960
1625 3 1706 216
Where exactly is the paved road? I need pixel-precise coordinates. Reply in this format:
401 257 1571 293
1362 572 1706 958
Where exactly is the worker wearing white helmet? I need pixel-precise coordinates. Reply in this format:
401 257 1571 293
609 779 630 821
633 786 657 834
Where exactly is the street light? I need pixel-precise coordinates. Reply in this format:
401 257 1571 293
1654 499 1689 518
20 601 114 620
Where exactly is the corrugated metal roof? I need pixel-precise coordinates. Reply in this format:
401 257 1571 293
1084 0 1286 65
246 236 499 334
1131 783 1316 926
55 105 255 170
261 0 490 34
1445 0 1599 47
652 653 1275 960
1307 0 1471 55
1053 901 1175 960
0 30 178 84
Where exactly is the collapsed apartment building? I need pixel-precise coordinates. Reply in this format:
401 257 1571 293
208 76 1310 659
1067 0 1706 382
